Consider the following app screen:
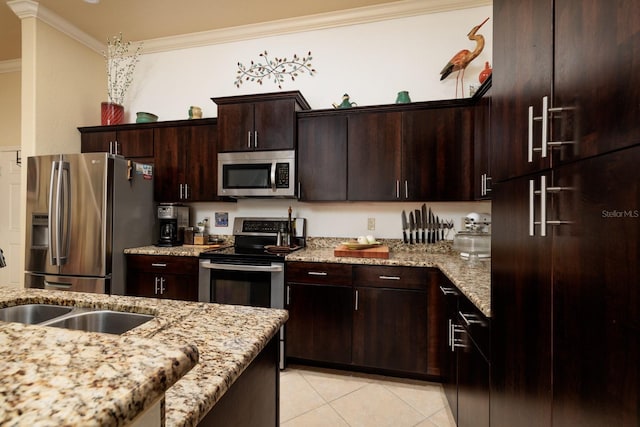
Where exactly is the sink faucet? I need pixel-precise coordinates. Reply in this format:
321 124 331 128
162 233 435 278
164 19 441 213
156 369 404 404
0 248 6 268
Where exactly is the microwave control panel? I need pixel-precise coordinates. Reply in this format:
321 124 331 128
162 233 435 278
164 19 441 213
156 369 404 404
275 163 290 188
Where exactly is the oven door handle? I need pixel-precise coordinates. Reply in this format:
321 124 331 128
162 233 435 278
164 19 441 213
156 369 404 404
200 261 284 272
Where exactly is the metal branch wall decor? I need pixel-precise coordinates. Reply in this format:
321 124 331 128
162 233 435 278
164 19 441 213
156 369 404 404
235 50 316 89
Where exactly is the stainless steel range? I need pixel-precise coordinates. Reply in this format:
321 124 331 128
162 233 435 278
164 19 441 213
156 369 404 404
198 217 306 369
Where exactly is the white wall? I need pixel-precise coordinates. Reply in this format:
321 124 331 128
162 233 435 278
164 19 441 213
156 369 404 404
0 68 21 148
191 199 491 240
130 5 494 239
129 6 492 119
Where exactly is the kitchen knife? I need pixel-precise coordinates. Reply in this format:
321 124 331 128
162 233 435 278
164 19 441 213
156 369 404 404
401 211 408 244
435 215 439 242
427 207 432 243
409 211 415 244
415 209 422 243
431 210 436 243
421 204 427 244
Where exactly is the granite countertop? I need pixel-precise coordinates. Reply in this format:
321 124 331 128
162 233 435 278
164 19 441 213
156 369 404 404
0 287 288 426
125 238 491 317
124 243 232 257
288 238 491 317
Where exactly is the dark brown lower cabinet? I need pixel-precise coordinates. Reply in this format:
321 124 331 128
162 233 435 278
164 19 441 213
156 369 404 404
126 255 199 301
285 282 352 364
352 286 428 374
438 277 460 424
286 262 437 377
456 297 490 427
439 274 490 427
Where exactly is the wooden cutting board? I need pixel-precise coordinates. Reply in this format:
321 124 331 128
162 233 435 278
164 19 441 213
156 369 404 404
334 245 390 259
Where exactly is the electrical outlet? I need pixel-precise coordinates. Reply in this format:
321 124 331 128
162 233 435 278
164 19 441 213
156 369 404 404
367 217 376 230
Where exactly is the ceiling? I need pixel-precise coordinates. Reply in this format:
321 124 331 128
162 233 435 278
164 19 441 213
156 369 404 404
0 0 406 62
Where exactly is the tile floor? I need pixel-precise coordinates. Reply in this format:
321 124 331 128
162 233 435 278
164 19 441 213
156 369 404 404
280 365 456 427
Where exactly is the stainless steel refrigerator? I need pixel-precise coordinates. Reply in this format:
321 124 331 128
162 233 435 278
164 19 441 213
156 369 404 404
25 153 155 295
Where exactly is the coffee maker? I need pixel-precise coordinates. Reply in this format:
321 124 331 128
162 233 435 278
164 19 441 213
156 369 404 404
157 204 189 246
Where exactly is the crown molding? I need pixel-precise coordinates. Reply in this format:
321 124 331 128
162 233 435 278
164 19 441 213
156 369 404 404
142 0 491 54
6 0 490 58
7 0 105 54
0 59 21 73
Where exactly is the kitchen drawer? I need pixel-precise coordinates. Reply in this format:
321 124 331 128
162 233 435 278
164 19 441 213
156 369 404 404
353 265 430 290
286 262 352 286
126 255 199 275
458 296 490 359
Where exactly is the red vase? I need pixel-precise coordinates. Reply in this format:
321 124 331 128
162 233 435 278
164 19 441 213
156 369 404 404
101 102 124 125
478 62 492 84
479 61 492 84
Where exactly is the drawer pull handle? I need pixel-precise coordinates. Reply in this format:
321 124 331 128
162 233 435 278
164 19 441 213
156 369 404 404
308 271 328 276
151 263 167 268
459 311 485 326
379 275 400 280
439 285 458 296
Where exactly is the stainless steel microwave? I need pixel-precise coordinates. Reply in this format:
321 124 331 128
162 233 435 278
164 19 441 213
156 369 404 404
217 150 296 197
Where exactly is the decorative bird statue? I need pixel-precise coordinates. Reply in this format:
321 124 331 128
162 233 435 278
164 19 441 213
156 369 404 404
440 17 490 98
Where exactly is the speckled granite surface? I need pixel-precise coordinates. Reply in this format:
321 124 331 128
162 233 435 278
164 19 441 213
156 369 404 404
124 243 232 257
0 287 287 427
288 238 491 317
125 238 491 317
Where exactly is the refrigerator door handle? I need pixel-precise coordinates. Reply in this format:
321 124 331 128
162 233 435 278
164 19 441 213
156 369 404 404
60 161 71 264
48 161 58 265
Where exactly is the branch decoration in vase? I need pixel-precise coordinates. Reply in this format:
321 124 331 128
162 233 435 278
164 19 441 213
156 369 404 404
235 50 315 89
101 33 143 125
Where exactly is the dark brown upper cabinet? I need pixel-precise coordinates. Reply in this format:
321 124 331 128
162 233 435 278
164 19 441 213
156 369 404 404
213 91 310 152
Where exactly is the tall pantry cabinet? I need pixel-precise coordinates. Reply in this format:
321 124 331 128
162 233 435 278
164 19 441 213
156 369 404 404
490 1 640 427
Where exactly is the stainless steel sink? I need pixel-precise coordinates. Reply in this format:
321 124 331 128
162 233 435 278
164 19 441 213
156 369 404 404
42 310 154 335
0 304 74 324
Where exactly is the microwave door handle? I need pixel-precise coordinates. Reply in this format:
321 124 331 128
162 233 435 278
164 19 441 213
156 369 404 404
200 261 283 273
271 162 277 192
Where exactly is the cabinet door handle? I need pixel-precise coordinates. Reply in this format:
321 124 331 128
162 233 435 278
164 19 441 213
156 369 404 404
452 325 467 349
395 180 400 199
404 180 408 199
529 179 535 236
247 131 252 148
154 277 159 294
459 310 485 326
439 285 458 296
379 275 400 280
179 183 184 199
286 285 291 305
540 175 547 237
254 131 258 148
541 95 549 158
450 322 467 350
355 290 359 311
159 277 166 294
528 106 534 162
307 271 327 276
185 183 190 199
530 96 549 162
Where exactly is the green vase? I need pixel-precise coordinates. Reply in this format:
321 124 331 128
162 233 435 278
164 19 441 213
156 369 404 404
395 91 411 104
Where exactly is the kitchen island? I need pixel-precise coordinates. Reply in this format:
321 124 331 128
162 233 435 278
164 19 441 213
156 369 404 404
0 286 288 426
